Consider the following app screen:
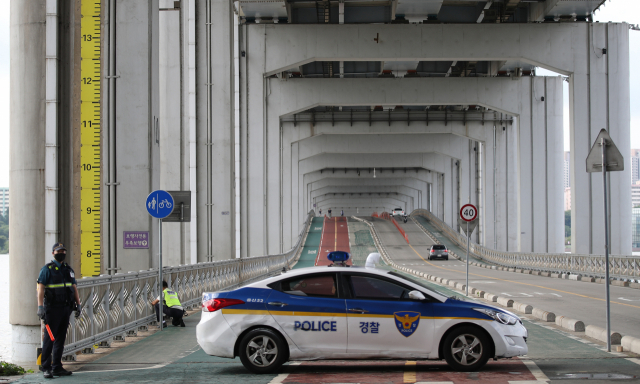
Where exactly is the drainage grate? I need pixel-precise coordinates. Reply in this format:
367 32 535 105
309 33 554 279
551 373 636 380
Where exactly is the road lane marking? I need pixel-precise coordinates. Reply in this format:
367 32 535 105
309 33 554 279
415 382 453 384
403 360 416 383
625 358 640 366
406 244 640 310
268 361 301 384
74 345 201 373
519 358 550 382
335 219 337 251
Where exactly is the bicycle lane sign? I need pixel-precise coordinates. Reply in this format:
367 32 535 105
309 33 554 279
146 190 174 219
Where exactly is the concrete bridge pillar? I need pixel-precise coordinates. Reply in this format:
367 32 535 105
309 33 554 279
159 1 189 267
196 0 236 261
9 0 46 366
570 23 631 255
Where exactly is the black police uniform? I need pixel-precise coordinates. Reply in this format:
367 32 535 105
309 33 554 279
39 261 75 372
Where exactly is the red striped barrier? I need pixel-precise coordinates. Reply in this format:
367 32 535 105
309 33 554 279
391 217 410 244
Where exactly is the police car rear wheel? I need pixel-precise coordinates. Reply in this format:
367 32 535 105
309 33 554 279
239 328 287 374
443 326 490 371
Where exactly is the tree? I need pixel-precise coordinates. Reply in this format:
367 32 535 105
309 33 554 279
564 210 571 228
0 208 8 253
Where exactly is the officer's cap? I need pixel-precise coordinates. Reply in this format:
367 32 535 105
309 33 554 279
52 242 67 252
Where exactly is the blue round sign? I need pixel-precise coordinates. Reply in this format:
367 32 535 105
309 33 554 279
146 190 174 219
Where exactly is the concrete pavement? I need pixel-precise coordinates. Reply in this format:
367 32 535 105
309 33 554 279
378 217 640 339
12 218 640 383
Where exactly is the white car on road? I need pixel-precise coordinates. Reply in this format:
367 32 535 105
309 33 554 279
196 253 528 374
391 208 405 217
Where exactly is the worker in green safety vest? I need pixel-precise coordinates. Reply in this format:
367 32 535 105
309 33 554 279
151 281 186 327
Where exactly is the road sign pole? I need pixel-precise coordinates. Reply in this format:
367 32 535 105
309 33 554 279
466 221 469 297
145 189 175 332
585 129 623 353
602 137 611 352
158 218 163 332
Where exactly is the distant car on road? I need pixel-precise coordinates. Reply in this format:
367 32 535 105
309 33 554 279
196 253 528 374
429 245 449 260
391 208 405 217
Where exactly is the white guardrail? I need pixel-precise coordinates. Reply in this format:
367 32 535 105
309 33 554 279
63 210 315 358
410 209 640 281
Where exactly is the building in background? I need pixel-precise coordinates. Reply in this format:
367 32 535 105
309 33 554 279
564 151 570 189
631 149 640 184
564 152 570 211
633 207 640 251
0 188 7 217
633 182 640 208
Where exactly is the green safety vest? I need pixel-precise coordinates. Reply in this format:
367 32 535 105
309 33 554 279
163 289 182 308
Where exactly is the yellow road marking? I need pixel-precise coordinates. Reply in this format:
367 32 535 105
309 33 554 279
407 244 640 310
403 361 416 383
334 218 337 251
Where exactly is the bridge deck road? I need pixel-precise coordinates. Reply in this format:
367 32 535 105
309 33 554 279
376 218 640 340
14 269 640 384
13 229 640 383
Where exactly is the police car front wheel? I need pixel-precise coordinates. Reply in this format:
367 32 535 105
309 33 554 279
442 326 491 371
239 328 288 374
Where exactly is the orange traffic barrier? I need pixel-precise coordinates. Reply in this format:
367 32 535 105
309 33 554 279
391 217 410 244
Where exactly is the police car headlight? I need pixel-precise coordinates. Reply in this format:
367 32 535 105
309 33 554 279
473 308 518 325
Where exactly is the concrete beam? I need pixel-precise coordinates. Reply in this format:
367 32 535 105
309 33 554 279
285 119 491 143
254 23 599 76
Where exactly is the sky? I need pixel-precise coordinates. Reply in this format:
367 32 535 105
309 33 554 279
539 0 640 154
0 1 638 188
0 1 8 188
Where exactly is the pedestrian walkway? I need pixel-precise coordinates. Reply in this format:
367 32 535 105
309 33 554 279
347 219 378 266
13 222 640 383
14 312 274 384
294 217 324 269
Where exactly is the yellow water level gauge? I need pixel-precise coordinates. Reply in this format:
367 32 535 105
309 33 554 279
80 0 102 277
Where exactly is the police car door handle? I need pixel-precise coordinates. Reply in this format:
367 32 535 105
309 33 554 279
268 302 288 307
348 308 369 313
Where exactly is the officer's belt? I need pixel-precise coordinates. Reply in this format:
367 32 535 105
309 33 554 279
45 283 73 288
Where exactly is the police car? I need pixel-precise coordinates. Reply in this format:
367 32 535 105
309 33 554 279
196 252 528 374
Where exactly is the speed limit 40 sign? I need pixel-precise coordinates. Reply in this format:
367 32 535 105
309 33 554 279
460 204 478 222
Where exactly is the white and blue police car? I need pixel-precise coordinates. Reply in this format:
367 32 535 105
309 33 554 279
196 252 528 374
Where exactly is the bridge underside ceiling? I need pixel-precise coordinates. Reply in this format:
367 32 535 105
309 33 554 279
297 60 536 79
237 0 603 24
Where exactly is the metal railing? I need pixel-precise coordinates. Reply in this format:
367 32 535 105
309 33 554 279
351 216 393 266
411 209 640 280
63 210 315 357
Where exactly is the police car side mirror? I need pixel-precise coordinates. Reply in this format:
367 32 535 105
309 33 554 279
408 290 426 301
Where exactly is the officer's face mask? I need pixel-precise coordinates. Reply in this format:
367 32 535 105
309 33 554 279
54 252 66 262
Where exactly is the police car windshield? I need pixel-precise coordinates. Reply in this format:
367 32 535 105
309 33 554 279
387 271 452 299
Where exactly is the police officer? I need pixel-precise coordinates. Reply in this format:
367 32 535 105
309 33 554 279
36 243 82 379
151 281 186 327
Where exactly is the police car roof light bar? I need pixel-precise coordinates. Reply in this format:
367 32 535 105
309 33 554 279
327 251 350 267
